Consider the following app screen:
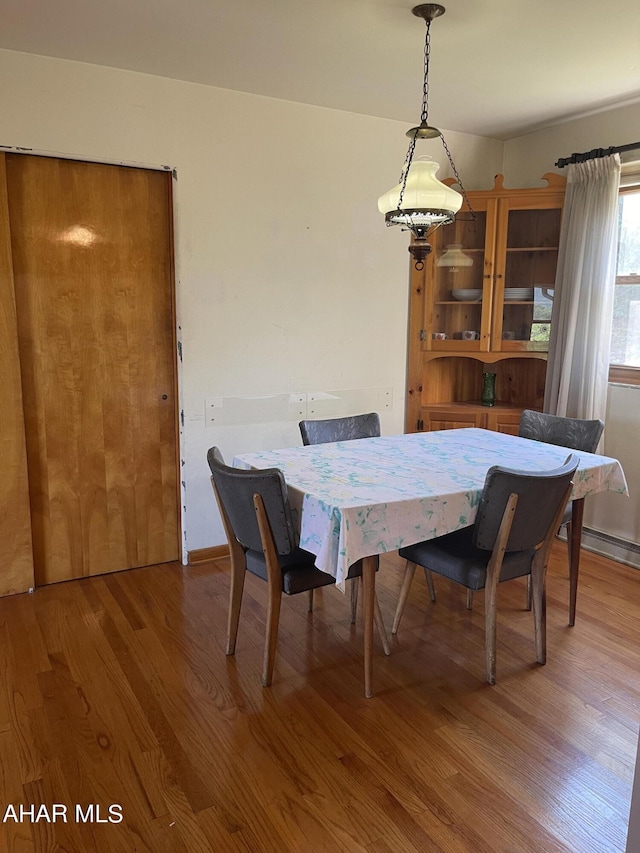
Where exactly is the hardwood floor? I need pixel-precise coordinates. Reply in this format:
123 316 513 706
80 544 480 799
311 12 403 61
0 543 638 852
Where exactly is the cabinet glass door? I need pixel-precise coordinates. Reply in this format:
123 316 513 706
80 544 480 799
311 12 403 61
495 203 561 351
427 200 493 351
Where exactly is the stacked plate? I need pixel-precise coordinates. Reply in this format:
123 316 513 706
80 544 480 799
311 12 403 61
451 289 482 302
504 287 534 301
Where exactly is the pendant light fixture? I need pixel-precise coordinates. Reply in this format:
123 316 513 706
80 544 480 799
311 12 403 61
378 4 470 268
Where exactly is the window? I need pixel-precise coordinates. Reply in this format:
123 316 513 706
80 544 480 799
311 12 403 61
610 178 640 384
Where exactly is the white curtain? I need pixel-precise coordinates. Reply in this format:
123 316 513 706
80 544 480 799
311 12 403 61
544 154 621 420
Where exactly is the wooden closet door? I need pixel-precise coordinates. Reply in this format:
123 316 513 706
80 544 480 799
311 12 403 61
6 154 180 585
0 156 34 595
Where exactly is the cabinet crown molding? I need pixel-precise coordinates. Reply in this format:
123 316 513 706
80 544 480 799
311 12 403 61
444 172 566 196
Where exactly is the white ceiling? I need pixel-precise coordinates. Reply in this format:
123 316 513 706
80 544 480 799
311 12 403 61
1 0 639 140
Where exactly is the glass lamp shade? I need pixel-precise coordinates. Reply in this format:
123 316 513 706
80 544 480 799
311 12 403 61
378 155 463 236
436 244 473 267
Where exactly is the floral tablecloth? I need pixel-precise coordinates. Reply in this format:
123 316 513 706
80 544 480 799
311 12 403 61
234 428 628 584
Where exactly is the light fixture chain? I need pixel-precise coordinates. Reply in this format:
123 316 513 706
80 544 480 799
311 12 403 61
397 136 417 209
440 134 476 219
398 16 431 211
420 18 431 124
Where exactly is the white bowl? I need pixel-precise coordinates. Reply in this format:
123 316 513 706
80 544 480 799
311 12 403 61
451 289 482 302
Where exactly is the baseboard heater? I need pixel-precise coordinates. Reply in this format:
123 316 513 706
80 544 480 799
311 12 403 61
576 526 640 570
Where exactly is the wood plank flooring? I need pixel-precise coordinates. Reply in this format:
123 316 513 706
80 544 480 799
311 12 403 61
0 542 638 852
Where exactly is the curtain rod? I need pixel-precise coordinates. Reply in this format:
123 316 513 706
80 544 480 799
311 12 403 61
555 141 640 169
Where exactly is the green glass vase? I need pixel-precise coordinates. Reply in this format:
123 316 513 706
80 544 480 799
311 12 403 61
481 372 497 407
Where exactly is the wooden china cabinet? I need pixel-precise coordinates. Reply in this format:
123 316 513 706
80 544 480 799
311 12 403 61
406 173 566 435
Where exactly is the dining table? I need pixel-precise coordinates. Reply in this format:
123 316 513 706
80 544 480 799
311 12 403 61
234 427 628 697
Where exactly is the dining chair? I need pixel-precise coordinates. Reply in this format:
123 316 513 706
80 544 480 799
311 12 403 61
518 409 604 623
391 455 578 684
297 412 402 626
208 447 389 687
299 412 381 446
399 410 604 629
518 410 604 452
298 410 434 612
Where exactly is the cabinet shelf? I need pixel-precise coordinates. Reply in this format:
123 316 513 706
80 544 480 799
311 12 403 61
506 246 559 253
437 298 550 305
425 400 527 413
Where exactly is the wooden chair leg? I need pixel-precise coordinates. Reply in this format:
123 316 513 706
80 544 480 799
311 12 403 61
350 577 359 624
307 589 314 613
484 579 498 685
424 568 436 603
530 565 547 666
483 492 517 685
466 589 474 610
525 575 532 611
226 559 246 655
392 561 418 634
374 594 391 656
262 584 283 687
253 493 286 687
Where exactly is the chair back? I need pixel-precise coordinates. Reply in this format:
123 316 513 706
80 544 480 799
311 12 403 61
207 447 297 555
519 410 604 453
473 455 579 552
299 412 380 446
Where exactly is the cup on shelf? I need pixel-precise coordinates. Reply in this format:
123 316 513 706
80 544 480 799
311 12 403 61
502 331 516 340
432 332 448 340
461 330 480 340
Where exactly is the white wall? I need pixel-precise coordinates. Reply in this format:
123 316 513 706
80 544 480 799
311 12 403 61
503 101 640 187
503 102 640 547
582 384 639 545
0 48 504 554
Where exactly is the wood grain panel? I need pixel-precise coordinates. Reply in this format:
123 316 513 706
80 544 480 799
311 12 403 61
0 155 34 595
420 356 483 406
6 155 179 584
421 407 486 431
493 357 546 408
484 410 522 435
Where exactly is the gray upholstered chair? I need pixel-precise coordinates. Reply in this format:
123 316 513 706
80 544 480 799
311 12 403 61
518 409 604 624
299 412 436 609
518 410 604 453
208 447 388 687
298 412 399 628
391 455 578 684
299 412 381 446
424 409 604 624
